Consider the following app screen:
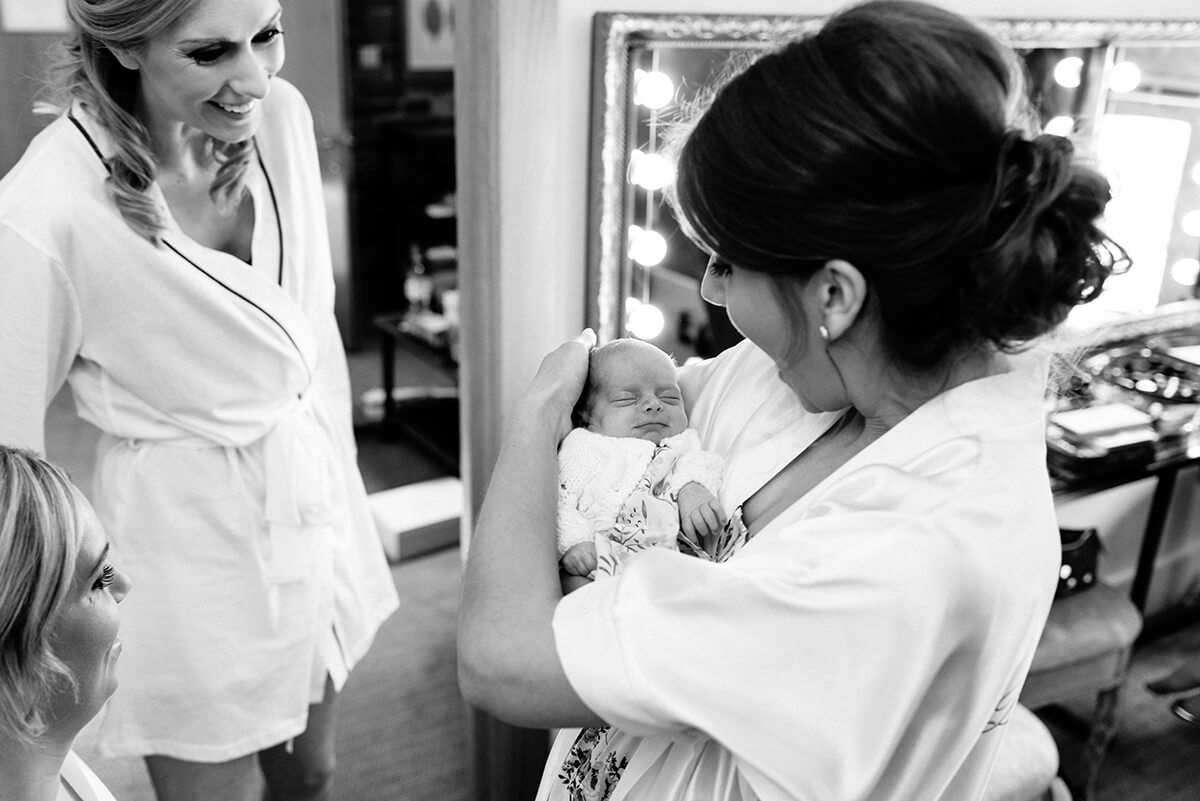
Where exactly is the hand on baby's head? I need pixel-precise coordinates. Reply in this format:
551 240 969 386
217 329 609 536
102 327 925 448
579 339 688 444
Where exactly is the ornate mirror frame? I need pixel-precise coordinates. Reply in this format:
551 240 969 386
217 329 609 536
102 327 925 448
586 13 1200 342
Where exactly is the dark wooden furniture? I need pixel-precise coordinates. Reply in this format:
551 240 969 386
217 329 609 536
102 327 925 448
373 311 459 474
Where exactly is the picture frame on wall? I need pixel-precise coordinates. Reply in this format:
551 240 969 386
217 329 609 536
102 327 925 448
406 0 455 73
0 0 69 33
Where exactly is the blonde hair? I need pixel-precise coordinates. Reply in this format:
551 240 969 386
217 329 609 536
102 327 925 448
38 0 253 245
0 447 82 744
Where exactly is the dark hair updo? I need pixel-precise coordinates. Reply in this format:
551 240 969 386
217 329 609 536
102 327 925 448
672 0 1124 371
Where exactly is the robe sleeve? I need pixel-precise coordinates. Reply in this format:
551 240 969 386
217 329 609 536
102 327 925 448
0 223 82 453
552 513 975 801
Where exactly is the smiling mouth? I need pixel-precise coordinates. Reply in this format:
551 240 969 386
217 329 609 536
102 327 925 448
212 100 256 115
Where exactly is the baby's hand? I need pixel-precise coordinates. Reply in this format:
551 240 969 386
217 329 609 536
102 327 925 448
677 482 724 549
560 541 598 577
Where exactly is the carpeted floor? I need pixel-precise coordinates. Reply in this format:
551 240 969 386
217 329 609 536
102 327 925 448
1068 617 1200 801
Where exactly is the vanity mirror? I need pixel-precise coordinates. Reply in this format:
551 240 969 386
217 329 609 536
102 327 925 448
586 14 1200 360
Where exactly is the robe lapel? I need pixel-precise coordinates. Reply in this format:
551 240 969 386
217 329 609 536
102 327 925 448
155 192 318 373
67 104 319 376
742 354 1048 545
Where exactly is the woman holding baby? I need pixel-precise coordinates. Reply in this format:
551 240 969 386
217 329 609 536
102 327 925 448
458 1 1125 799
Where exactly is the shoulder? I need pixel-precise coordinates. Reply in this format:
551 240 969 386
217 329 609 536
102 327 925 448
264 77 311 119
0 114 101 209
0 115 111 265
678 339 772 400
258 78 316 149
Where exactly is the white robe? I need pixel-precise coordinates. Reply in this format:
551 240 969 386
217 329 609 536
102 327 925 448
0 79 399 760
545 340 1060 801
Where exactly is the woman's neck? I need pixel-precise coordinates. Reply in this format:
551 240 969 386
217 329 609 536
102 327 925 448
134 99 211 175
0 733 73 801
849 347 1011 441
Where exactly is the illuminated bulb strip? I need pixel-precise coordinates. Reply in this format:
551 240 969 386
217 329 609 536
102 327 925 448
1054 56 1083 89
627 301 666 340
629 226 667 267
633 69 675 110
1183 210 1200 237
1044 116 1075 137
1109 61 1141 94
1170 258 1199 286
630 152 674 190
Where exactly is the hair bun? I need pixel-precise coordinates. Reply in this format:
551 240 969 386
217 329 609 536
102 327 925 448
963 130 1118 350
988 132 1074 234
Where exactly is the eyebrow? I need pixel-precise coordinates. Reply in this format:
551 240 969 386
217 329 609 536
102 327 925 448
177 8 282 47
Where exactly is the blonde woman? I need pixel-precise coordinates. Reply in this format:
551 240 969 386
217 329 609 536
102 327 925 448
0 445 132 801
0 0 398 798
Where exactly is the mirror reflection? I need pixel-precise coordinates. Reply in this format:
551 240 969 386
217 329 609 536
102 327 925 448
592 19 1200 362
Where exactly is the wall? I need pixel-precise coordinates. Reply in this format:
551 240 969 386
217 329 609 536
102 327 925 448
0 29 59 175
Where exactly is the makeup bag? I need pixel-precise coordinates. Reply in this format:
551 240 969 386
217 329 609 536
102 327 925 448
1057 527 1101 599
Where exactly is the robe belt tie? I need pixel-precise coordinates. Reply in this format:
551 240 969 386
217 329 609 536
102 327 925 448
261 391 337 584
115 393 335 585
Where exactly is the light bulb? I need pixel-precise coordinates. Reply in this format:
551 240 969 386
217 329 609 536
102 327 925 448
1044 116 1075 137
1171 258 1200 286
634 70 675 110
1109 61 1141 94
631 153 674 190
629 228 667 267
1054 56 1084 89
1182 210 1200 237
627 302 666 340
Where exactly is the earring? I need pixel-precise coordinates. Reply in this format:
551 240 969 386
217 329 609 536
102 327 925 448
818 324 830 341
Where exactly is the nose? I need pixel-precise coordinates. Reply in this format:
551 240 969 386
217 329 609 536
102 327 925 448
701 262 727 306
112 568 133 604
643 394 663 412
229 48 278 99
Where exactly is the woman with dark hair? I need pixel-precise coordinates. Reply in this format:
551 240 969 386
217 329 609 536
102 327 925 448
458 2 1124 799
0 445 132 801
0 0 398 799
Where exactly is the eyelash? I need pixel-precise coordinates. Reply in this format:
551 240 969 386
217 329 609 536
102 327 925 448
707 258 732 277
93 564 115 592
188 27 284 65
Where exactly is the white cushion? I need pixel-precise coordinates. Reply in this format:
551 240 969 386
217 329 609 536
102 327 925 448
983 704 1062 801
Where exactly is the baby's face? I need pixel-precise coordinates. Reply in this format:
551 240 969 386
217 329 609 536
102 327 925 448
584 346 687 444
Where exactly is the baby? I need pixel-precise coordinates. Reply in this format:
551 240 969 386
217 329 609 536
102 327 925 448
557 338 725 580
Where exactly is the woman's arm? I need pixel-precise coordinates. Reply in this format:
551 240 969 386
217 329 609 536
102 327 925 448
457 331 606 729
0 225 81 452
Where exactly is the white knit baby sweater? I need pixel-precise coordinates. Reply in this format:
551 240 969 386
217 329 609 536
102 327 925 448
556 427 724 557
